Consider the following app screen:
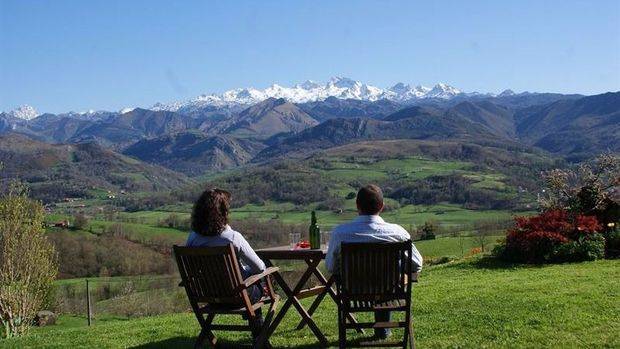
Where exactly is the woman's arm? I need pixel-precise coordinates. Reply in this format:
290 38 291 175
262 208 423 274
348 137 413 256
235 232 266 274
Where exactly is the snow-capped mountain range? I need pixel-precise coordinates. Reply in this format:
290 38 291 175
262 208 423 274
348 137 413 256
3 77 481 119
151 77 467 113
7 105 40 120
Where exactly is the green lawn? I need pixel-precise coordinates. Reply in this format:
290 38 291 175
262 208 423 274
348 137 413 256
7 259 619 348
415 235 503 259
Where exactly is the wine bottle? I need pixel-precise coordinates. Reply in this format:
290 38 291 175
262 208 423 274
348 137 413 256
309 211 320 249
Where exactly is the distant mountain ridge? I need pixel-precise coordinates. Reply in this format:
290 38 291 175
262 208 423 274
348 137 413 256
256 92 619 162
149 77 466 113
123 131 266 176
218 98 319 139
4 77 585 119
514 92 620 161
1 88 617 175
0 134 191 202
255 105 511 160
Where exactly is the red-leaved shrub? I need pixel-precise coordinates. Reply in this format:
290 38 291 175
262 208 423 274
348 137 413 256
499 209 604 263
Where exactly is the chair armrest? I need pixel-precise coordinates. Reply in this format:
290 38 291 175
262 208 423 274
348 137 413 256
241 266 280 288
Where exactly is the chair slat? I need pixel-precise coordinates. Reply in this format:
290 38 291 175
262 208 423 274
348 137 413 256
174 245 243 303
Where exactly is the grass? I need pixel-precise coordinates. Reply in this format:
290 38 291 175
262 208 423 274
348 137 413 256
415 235 502 259
7 258 619 348
230 202 529 230
317 156 472 183
46 203 525 250
88 220 187 242
116 201 524 231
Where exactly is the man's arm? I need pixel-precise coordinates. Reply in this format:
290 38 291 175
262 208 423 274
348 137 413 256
325 232 340 274
396 225 423 272
410 242 423 272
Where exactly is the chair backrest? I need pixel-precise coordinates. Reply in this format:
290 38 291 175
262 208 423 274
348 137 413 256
339 241 412 302
173 244 244 304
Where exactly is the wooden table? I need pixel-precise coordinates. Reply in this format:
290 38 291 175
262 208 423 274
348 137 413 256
256 245 362 347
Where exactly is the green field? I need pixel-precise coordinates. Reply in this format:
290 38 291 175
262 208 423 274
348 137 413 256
318 156 472 182
7 258 619 348
231 203 526 230
44 154 535 247
415 235 502 258
54 200 525 246
116 155 529 232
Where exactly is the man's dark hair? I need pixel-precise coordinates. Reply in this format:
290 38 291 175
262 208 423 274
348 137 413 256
356 184 384 215
191 188 231 236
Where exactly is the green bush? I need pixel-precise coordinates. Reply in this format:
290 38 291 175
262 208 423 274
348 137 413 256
417 221 437 240
0 185 58 337
552 234 606 262
603 228 620 258
492 241 508 259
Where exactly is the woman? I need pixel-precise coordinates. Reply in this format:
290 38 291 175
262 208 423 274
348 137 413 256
186 188 266 337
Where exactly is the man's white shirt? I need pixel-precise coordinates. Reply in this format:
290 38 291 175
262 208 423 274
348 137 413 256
325 215 423 274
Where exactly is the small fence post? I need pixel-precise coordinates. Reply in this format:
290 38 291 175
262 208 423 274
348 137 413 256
86 279 92 326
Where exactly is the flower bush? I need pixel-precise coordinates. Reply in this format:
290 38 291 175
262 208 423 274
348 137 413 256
496 210 605 263
495 154 618 264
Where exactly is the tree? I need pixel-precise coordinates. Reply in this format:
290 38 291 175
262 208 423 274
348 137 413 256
0 184 58 337
472 219 511 253
472 229 490 253
539 154 619 257
450 230 466 256
540 153 619 225
418 221 437 240
72 213 88 230
161 213 180 228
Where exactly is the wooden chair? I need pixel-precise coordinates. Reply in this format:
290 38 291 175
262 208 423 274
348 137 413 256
336 241 415 349
174 245 280 349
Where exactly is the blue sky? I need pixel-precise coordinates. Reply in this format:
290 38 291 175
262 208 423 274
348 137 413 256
1 0 619 113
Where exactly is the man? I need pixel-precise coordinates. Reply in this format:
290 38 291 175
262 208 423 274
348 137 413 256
325 184 423 339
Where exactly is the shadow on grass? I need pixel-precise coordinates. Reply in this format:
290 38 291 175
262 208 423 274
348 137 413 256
466 255 552 270
469 255 521 269
129 336 340 349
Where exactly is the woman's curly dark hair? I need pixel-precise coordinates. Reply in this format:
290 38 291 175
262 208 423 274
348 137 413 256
191 188 231 236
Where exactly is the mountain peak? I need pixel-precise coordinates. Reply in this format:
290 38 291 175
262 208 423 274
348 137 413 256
151 78 469 112
498 89 516 97
297 80 321 90
258 97 288 107
389 82 409 93
120 107 136 114
427 83 462 99
328 76 359 88
7 105 39 120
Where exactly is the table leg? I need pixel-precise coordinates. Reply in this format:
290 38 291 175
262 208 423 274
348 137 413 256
263 258 329 347
296 266 364 334
294 274 332 330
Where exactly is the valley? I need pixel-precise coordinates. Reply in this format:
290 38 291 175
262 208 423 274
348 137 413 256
2 82 611 282
3 1 619 347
